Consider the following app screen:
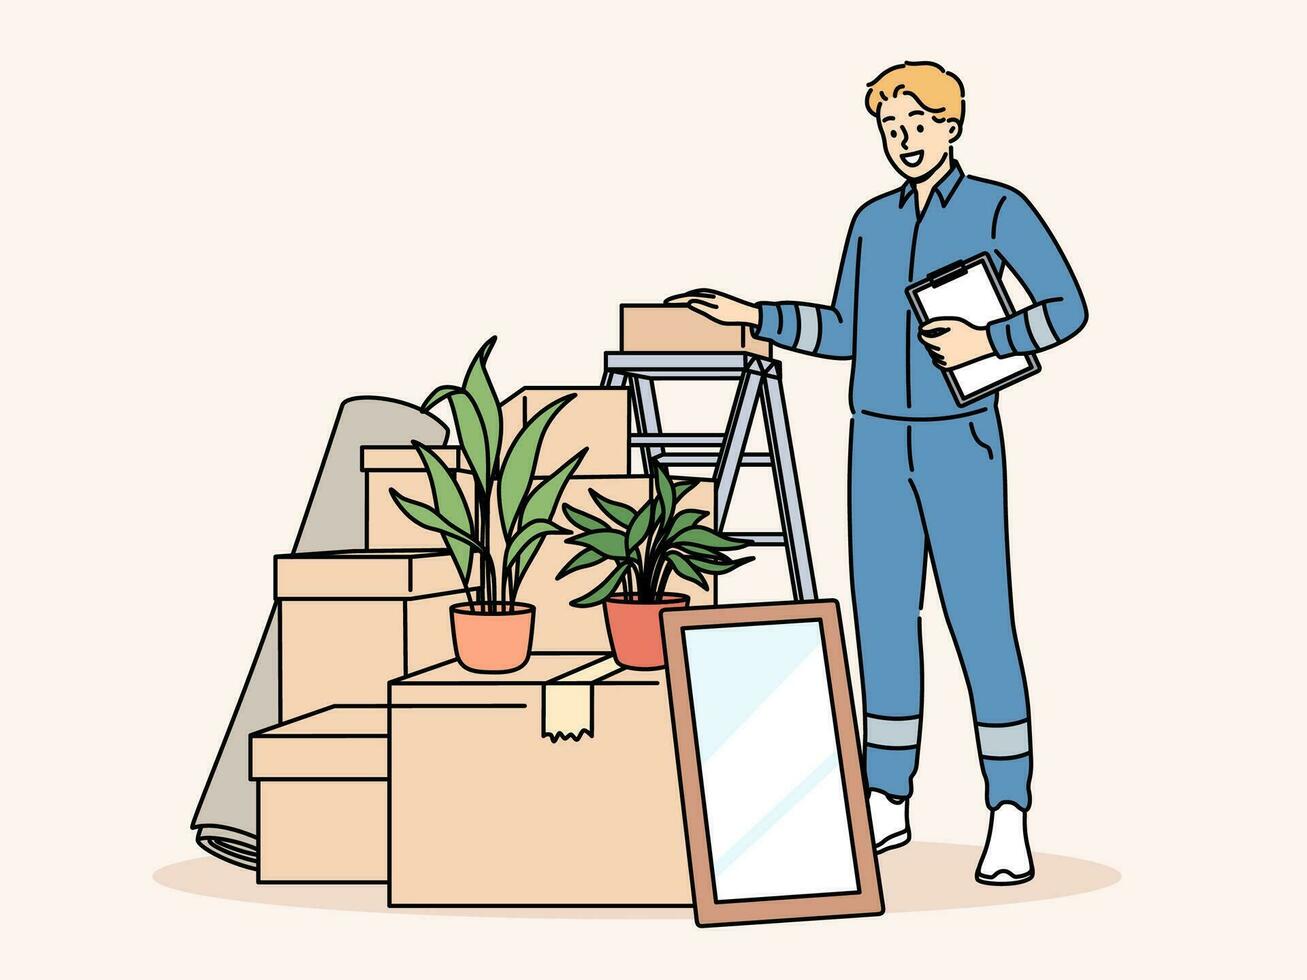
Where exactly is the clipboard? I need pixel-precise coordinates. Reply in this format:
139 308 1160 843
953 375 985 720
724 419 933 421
906 253 1040 406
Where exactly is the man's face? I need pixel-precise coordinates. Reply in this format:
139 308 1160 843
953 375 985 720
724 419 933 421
876 91 959 182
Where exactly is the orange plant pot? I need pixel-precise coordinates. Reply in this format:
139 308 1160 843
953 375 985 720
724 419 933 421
450 602 535 673
603 594 690 670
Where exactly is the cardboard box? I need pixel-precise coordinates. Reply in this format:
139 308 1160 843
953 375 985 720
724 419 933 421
362 446 471 550
506 475 717 650
621 304 772 356
499 386 630 477
277 550 465 719
388 654 690 906
250 706 388 883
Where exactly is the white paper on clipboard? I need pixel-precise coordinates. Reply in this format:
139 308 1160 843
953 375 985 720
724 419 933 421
906 253 1040 405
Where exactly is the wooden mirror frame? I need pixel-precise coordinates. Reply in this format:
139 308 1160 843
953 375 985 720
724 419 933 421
661 600 883 926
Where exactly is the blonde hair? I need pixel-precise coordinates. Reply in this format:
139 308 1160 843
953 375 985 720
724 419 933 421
866 61 965 125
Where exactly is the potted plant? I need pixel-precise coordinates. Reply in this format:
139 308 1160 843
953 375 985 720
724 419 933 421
390 337 585 672
558 462 753 669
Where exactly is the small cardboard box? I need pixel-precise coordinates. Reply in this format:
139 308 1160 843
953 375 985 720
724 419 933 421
277 550 466 719
388 654 690 906
499 386 630 477
361 446 474 550
506 475 717 650
250 706 388 884
621 303 772 356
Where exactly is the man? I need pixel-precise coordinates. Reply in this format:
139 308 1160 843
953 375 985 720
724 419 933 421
669 61 1086 884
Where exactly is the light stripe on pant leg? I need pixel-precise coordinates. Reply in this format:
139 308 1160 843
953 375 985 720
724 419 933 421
867 714 920 749
796 305 820 352
977 720 1030 759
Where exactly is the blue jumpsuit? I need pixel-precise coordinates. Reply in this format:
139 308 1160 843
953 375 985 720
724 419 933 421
753 164 1087 810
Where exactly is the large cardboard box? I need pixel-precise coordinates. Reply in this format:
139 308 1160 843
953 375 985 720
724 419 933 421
362 446 469 550
277 550 465 719
621 303 772 356
500 386 630 477
388 654 690 906
250 706 388 883
506 475 717 650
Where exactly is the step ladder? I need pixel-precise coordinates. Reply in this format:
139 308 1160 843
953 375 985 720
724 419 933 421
601 351 817 601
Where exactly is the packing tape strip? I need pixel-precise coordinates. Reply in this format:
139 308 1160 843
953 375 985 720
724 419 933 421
542 657 622 741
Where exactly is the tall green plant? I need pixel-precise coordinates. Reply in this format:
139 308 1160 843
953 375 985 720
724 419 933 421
390 337 586 611
558 461 753 606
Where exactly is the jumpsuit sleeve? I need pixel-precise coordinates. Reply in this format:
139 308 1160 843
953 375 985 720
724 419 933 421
985 191 1088 357
751 211 861 360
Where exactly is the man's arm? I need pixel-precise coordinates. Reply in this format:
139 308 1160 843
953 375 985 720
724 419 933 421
667 212 862 360
751 214 860 360
986 191 1088 356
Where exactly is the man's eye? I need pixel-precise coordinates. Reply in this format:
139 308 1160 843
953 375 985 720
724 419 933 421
916 124 924 133
889 129 898 139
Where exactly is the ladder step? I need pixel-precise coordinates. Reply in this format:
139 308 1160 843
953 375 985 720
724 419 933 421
730 532 788 546
631 433 723 447
659 452 772 467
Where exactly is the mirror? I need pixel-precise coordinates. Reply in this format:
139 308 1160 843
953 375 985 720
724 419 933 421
662 601 882 926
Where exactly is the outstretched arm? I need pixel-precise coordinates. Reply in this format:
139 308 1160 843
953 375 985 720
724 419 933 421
667 213 862 360
752 214 860 359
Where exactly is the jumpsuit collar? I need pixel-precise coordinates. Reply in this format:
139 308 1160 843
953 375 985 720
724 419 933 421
898 160 965 210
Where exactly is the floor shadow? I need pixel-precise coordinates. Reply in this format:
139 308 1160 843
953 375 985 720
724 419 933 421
154 842 1119 919
876 841 1120 912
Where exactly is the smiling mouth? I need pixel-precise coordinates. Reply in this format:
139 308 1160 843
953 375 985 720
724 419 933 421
899 150 924 167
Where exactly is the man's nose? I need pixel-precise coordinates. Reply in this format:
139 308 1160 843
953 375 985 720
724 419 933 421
898 127 911 149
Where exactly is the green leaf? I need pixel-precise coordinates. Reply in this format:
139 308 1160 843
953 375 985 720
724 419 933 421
555 548 607 579
680 542 719 556
665 508 709 541
566 529 628 559
499 393 577 536
570 562 630 608
562 503 608 533
413 442 474 539
655 465 676 529
421 384 461 411
521 450 587 526
514 449 587 581
389 490 474 581
463 337 501 478
625 498 655 552
589 490 636 528
673 526 749 551
684 552 755 576
448 390 490 491
666 551 709 589
505 519 564 572
673 479 700 502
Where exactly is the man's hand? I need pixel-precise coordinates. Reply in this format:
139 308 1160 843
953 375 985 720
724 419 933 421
664 288 760 328
918 318 994 369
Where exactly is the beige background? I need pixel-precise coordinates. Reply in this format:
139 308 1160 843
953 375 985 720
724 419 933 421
3 0 1303 975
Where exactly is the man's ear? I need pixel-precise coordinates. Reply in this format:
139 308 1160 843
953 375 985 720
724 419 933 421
947 119 963 144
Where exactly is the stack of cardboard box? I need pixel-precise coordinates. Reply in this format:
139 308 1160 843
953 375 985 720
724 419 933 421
249 322 754 901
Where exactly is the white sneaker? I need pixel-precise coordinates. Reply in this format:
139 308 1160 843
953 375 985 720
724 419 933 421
868 790 911 853
975 803 1034 885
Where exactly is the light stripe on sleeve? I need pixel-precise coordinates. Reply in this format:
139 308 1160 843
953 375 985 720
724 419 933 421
1025 305 1058 348
796 304 820 353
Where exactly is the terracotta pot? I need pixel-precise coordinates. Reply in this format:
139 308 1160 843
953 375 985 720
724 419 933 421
603 593 690 669
450 602 535 673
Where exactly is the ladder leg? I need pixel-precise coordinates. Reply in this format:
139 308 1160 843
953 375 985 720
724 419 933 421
712 369 762 530
602 369 640 474
631 376 663 474
760 372 817 601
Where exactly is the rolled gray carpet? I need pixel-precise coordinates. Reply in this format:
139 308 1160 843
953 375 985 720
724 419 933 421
191 395 448 869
